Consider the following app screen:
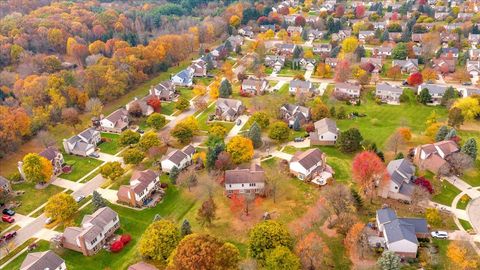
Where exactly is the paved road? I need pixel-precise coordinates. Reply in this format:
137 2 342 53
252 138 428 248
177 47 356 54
468 198 480 234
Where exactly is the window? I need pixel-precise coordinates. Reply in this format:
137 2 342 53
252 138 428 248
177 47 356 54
229 184 232 188
321 135 323 139
242 184 244 187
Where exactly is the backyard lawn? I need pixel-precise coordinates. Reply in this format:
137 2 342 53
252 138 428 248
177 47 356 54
98 133 121 155
432 180 461 206
11 182 65 215
179 87 194 101
60 155 103 182
2 240 50 269
160 101 175 115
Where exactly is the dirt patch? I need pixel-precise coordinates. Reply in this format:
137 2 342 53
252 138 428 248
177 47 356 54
460 122 480 132
320 218 338 237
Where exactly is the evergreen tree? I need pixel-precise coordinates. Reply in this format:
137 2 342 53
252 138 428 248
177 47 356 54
380 30 389 42
441 87 458 106
247 122 262 148
395 152 405 159
330 106 336 117
235 45 241 55
170 166 179 184
473 24 480 34
331 46 341 58
205 54 214 70
92 191 106 210
337 128 363 153
206 142 225 170
219 79 232 98
355 45 366 59
293 46 302 59
292 117 301 131
181 219 192 237
462 138 477 160
445 128 457 140
350 188 363 210
435 126 449 142
301 29 309 41
224 40 233 52
418 88 432 104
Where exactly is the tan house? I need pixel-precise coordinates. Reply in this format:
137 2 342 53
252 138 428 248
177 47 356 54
224 164 266 195
309 118 339 146
215 98 245 121
117 170 160 207
413 140 459 173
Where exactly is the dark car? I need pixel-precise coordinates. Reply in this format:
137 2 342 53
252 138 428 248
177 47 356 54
2 231 17 241
402 80 408 86
2 209 15 216
137 129 145 134
462 82 472 86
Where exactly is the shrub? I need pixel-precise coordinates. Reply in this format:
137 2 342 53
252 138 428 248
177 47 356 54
111 240 124 253
120 234 132 245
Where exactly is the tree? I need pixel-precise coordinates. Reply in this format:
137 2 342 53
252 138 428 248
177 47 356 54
85 98 103 117
138 131 161 151
421 67 437 82
181 219 192 237
453 97 480 120
21 153 53 184
169 234 240 269
447 242 479 270
119 130 141 146
355 5 366 18
441 86 458 106
268 121 290 142
414 176 434 194
294 16 306 27
410 185 432 209
249 112 270 129
386 66 401 80
123 148 145 165
100 161 124 182
392 43 408 60
451 68 471 84
448 107 464 128
377 251 401 270
462 138 477 160
418 88 431 104
215 151 233 171
323 184 355 217
219 79 232 98
128 102 143 118
226 136 254 164
386 130 405 155
446 152 474 175
169 166 179 184
248 220 294 261
138 220 180 261
265 246 301 270
334 60 351 82
196 196 216 226
344 222 365 258
193 98 208 111
337 128 363 153
341 37 359 54
397 127 412 141
352 151 388 202
44 193 78 223
407 72 423 86
248 122 262 149
311 98 330 121
61 107 81 129
425 208 442 227
175 96 190 111
206 142 225 170
209 124 228 138
435 126 449 142
445 128 457 140
295 232 328 270
92 190 107 211
171 122 194 144
177 168 198 191
146 113 166 130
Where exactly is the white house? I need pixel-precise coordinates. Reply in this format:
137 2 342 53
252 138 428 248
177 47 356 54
171 68 194 87
289 148 327 181
309 118 339 145
100 109 129 133
20 250 66 270
224 164 265 195
161 145 196 173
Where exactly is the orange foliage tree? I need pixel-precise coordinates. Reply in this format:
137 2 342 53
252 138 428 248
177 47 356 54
352 151 388 203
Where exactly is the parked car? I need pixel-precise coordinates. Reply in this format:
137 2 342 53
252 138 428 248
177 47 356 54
2 215 14 223
431 231 448 239
89 152 100 158
45 217 54 225
294 137 305 142
402 80 408 86
1 231 17 241
75 195 85 203
2 209 15 216
462 82 472 86
236 119 242 126
137 129 145 134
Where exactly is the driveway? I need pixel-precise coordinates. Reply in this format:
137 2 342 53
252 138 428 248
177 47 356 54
96 188 119 203
51 178 83 191
286 138 310 148
97 152 123 163
270 151 293 161
318 82 329 96
304 69 313 80
468 198 480 233
226 115 249 139
269 81 285 92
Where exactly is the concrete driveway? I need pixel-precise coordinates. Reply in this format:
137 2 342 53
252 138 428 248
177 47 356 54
97 152 123 163
318 82 329 96
226 115 249 139
270 151 293 161
51 178 84 191
96 188 119 203
304 69 313 80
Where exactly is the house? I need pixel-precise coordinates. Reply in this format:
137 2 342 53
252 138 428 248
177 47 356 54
388 32 402 41
128 262 158 270
440 32 459 44
161 145 196 173
149 80 177 101
241 77 269 95
100 109 129 133
375 82 403 104
190 59 208 77
434 12 449 20
334 82 361 100
380 159 416 202
215 98 245 121
308 29 326 40
279 104 311 127
309 118 339 146
62 207 120 256
469 49 480 61
432 58 456 74
376 208 429 258
411 33 425 43
361 57 383 73
275 43 297 56
468 33 480 45
265 55 286 72
417 83 448 104
289 148 329 181
331 30 351 41
289 79 315 95
325 58 338 67
20 250 66 270
413 140 459 173
313 44 332 54
0 176 11 194
287 26 303 34
467 60 480 77
171 68 194 87
224 163 266 195
293 58 316 70
117 170 160 207
126 96 154 116
358 31 375 43
211 44 227 60
440 47 459 59
373 46 393 58
457 12 473 21
238 26 254 38
226 35 244 48
372 21 386 30
63 128 101 157
39 147 64 176
392 59 419 74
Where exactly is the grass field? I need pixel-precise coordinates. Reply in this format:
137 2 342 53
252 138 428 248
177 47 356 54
12 182 65 215
432 181 461 206
98 133 121 155
456 195 471 210
160 102 176 115
459 219 473 231
60 155 103 182
2 240 50 269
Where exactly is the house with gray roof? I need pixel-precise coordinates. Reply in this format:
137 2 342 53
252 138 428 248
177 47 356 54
149 80 177 101
280 104 311 127
63 128 101 157
310 118 338 146
275 43 297 56
375 82 403 104
265 55 286 72
358 31 375 43
171 68 194 87
0 176 11 195
62 207 120 256
100 108 129 133
289 79 315 95
379 159 416 202
117 170 161 207
312 43 332 54
417 83 448 105
215 98 245 121
334 82 361 100
376 208 429 258
20 250 66 270
160 145 196 173
225 163 265 195
289 148 330 181
392 59 419 74
242 77 269 95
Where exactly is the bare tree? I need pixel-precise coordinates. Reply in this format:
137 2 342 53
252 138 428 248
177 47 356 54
177 168 198 192
85 97 103 117
386 131 405 156
37 130 56 148
445 152 474 176
323 184 355 217
410 186 432 210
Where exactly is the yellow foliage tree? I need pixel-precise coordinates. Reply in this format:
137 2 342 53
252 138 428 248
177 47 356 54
277 29 289 41
229 15 241 27
453 97 480 120
193 85 207 96
447 242 478 270
226 136 254 164
222 62 234 81
304 49 314 58
425 122 442 139
397 127 412 141
264 29 275 40
209 80 220 100
421 68 437 82
341 37 359 54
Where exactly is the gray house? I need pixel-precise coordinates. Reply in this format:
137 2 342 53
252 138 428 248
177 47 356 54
215 98 245 121
289 79 315 95
380 159 416 202
375 83 403 104
392 59 419 74
63 128 101 157
20 250 66 270
417 83 448 105
149 80 177 101
280 104 311 127
334 82 361 100
309 118 338 146
0 176 11 194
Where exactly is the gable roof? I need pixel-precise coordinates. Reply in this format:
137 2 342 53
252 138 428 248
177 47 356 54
163 145 195 166
225 164 265 185
130 170 158 195
384 219 418 244
290 148 323 171
290 79 312 89
313 118 337 134
39 147 60 161
21 250 65 270
376 82 403 94
377 208 397 225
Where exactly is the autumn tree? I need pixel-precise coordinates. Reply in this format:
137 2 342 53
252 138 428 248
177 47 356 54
209 123 228 139
311 98 330 121
176 96 190 111
334 60 351 82
171 122 194 144
352 151 388 203
386 129 405 155
386 66 401 80
147 96 161 113
268 121 290 142
100 161 124 182
407 72 423 86
138 131 161 151
445 152 474 175
295 232 329 270
447 241 479 270
421 67 437 82
44 193 78 224
248 220 294 262
169 234 240 269
323 184 355 217
85 98 103 117
138 220 180 261
344 222 365 259
451 68 471 84
377 251 401 270
196 196 216 226
249 112 270 129
265 246 301 270
146 113 166 130
448 107 464 128
119 129 140 146
337 128 363 153
180 219 192 237
123 148 145 165
61 107 81 129
215 151 233 171
453 97 480 120
22 153 53 184
226 136 254 164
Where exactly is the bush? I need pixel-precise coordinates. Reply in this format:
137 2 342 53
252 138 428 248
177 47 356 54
111 240 124 253
160 183 168 189
120 234 132 245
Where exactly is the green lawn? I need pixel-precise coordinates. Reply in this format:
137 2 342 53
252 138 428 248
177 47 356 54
60 154 103 181
161 102 176 115
459 219 473 231
12 182 65 215
432 181 461 206
456 195 471 210
179 87 194 101
98 133 121 155
196 105 216 131
109 172 132 190
431 239 451 270
2 240 50 269
461 160 480 187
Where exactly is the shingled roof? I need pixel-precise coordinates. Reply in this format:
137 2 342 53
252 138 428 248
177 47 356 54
291 148 323 171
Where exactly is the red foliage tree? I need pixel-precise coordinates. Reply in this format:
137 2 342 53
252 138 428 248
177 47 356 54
335 4 345 17
355 5 365 18
391 12 399 21
305 123 315 133
147 96 162 112
407 72 423 86
352 151 389 203
334 60 351 82
294 16 306 27
360 62 375 73
230 193 245 213
120 234 132 245
111 240 124 253
414 176 434 194
257 16 269 25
